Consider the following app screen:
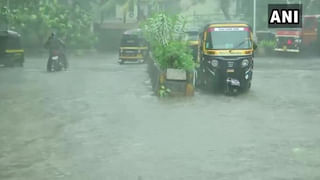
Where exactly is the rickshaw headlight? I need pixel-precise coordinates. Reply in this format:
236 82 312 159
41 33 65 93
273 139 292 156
242 59 249 68
211 60 219 67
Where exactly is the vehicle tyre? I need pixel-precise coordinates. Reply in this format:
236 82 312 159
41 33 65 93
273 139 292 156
47 60 53 72
212 84 220 93
4 59 14 67
196 75 204 89
224 86 231 96
196 68 205 88
18 60 24 67
14 59 23 67
225 86 238 96
140 59 145 64
4 62 14 67
60 57 68 70
242 81 251 93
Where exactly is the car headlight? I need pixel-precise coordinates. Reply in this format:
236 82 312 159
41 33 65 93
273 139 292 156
242 59 249 68
211 59 219 67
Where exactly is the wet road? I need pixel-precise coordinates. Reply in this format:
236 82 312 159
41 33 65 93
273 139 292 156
1 53 320 180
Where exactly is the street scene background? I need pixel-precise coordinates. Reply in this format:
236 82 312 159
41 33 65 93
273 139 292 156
1 0 320 179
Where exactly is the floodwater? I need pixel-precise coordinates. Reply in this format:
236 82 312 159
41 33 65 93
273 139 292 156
0 53 320 180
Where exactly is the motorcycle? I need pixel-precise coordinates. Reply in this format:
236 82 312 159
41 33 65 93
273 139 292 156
47 50 65 72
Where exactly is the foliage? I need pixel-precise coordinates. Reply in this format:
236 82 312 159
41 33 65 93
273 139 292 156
141 12 194 71
153 41 194 71
258 40 276 49
220 0 231 20
1 0 96 49
91 0 137 24
159 85 171 97
142 13 186 46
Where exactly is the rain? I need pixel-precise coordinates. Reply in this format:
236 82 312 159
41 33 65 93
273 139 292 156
1 0 320 179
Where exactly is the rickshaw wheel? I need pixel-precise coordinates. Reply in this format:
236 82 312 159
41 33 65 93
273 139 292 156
242 82 252 93
139 59 145 64
6 58 24 68
15 59 24 67
225 87 239 96
4 62 13 67
119 60 124 65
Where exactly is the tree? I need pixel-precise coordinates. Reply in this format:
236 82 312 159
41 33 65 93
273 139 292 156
1 0 97 49
91 0 133 24
141 13 194 71
220 0 231 20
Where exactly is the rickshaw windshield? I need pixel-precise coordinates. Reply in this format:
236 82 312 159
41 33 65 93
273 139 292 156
206 27 252 50
7 37 21 49
184 32 198 41
121 34 145 47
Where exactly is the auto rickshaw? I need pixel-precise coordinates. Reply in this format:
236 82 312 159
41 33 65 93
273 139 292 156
183 28 200 62
0 30 24 67
196 22 256 94
274 15 320 54
119 28 148 64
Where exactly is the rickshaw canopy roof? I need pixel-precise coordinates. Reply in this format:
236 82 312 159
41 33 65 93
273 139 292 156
0 30 21 38
204 21 250 28
304 14 320 18
184 27 200 34
207 22 249 27
123 28 142 36
201 21 252 34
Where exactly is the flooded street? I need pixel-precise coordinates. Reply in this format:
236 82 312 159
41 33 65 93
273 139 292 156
1 53 320 180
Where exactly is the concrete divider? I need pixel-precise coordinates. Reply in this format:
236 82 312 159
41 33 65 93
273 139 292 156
146 55 195 97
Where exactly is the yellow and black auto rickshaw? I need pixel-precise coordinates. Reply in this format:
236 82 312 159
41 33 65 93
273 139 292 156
119 28 148 64
183 28 200 62
196 22 257 94
0 30 24 67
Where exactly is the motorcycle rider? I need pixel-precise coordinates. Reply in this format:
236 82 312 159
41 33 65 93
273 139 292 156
44 32 68 71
